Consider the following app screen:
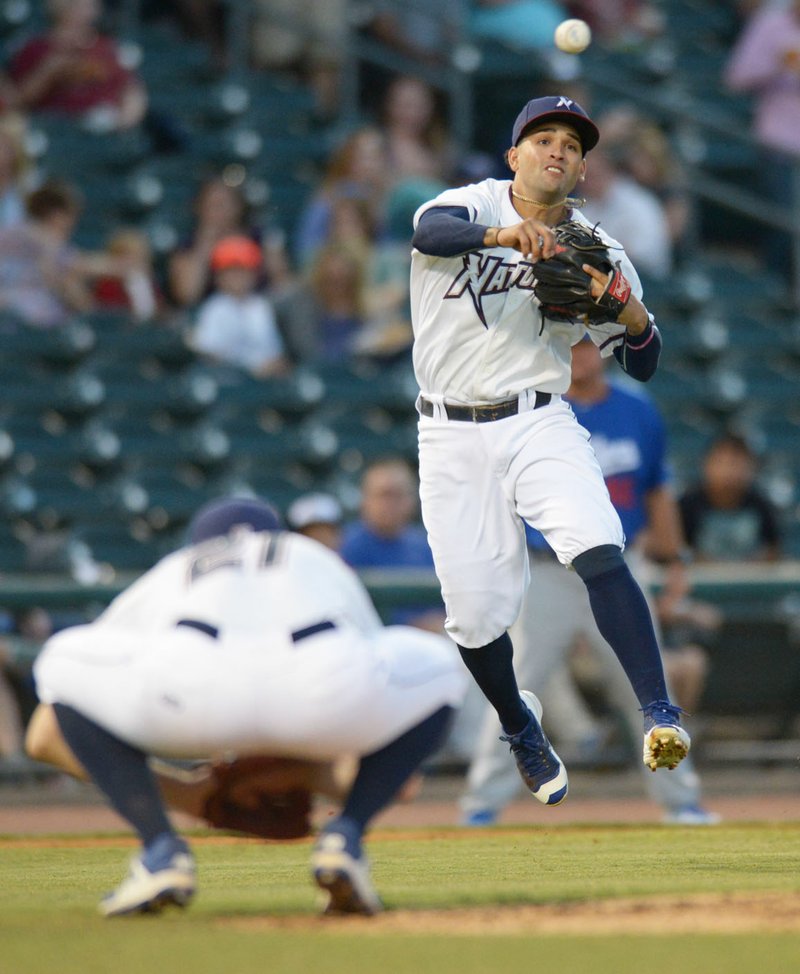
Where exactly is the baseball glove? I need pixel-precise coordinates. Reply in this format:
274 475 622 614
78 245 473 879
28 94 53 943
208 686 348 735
202 756 313 840
534 221 632 324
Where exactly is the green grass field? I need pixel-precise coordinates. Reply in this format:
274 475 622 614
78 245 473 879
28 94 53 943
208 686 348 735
2 824 799 974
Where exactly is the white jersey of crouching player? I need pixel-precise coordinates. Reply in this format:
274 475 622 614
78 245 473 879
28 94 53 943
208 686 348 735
34 527 467 762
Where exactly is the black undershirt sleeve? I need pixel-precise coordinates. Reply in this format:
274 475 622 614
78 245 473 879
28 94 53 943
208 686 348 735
412 206 490 257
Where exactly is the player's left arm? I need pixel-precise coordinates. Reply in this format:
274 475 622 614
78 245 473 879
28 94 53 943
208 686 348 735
583 262 662 381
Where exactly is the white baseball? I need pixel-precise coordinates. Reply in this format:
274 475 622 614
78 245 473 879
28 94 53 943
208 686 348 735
554 19 592 54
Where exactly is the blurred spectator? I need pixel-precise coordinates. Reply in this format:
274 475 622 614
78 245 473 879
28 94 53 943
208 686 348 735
304 245 366 363
188 234 289 377
340 456 486 764
251 226 323 364
654 562 721 715
360 1 463 68
0 179 133 328
580 144 673 279
293 126 390 269
167 176 259 308
5 0 148 132
379 75 454 184
679 433 783 563
92 227 164 321
340 456 445 632
0 631 25 762
325 194 378 271
724 0 800 282
354 177 446 364
596 106 693 252
567 1 665 49
286 491 344 550
250 0 347 120
137 0 228 71
459 338 718 826
470 0 567 51
0 114 34 230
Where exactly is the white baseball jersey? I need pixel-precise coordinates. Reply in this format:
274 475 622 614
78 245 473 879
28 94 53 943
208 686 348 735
410 178 639 403
409 179 642 648
34 529 467 760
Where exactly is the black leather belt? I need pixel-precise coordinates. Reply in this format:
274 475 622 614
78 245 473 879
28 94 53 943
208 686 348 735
176 618 336 643
419 392 551 423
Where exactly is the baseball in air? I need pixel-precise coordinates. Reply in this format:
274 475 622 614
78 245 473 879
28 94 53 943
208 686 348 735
554 19 592 54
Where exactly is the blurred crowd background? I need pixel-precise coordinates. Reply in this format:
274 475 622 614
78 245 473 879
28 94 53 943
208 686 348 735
1 0 800 780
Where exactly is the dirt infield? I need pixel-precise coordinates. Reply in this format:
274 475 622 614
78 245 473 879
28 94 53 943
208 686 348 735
2 766 800 835
219 891 800 935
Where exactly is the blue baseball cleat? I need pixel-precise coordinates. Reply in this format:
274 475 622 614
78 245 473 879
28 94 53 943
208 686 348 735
311 818 383 916
460 808 499 827
100 834 196 918
662 805 721 826
500 690 568 806
642 699 691 771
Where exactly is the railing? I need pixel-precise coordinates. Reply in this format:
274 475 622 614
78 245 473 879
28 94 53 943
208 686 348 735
2 559 799 625
3 563 799 761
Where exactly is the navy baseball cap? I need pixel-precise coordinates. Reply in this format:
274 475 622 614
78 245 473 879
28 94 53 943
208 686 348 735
512 96 599 153
188 496 282 544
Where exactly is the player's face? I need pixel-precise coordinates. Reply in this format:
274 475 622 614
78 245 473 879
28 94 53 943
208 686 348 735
511 123 586 198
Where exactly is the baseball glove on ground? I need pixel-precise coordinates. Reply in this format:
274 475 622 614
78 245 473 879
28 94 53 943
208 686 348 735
534 221 632 324
202 756 313 840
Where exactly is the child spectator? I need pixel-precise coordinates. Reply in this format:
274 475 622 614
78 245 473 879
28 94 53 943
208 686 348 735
188 235 288 377
92 227 164 321
0 179 132 328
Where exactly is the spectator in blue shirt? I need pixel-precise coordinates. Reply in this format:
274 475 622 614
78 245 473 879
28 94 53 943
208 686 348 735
340 457 444 631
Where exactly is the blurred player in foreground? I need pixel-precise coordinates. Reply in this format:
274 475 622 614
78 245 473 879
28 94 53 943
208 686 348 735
26 497 466 917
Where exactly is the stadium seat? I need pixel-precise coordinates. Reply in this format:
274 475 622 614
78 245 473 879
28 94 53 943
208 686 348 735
220 416 338 472
3 370 106 420
1 318 97 369
75 522 163 574
89 319 196 370
313 361 418 417
324 414 419 473
3 416 121 474
0 527 26 573
90 364 218 421
204 365 325 422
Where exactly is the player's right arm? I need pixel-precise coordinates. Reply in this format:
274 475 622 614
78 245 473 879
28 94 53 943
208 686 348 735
412 206 555 260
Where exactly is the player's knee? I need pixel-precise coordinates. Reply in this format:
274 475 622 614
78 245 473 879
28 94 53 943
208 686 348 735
445 591 520 648
572 544 625 581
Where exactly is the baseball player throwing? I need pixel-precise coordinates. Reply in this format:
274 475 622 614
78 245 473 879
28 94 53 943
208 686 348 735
409 94 690 806
29 497 467 917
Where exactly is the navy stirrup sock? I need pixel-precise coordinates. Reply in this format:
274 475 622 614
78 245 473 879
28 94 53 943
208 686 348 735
580 564 669 707
457 634 528 734
339 706 454 833
53 703 175 847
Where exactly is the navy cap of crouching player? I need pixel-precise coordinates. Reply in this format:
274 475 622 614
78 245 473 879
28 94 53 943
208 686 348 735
512 95 600 154
188 496 282 544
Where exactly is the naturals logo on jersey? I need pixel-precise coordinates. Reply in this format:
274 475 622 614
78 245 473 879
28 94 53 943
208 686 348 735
444 253 537 327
